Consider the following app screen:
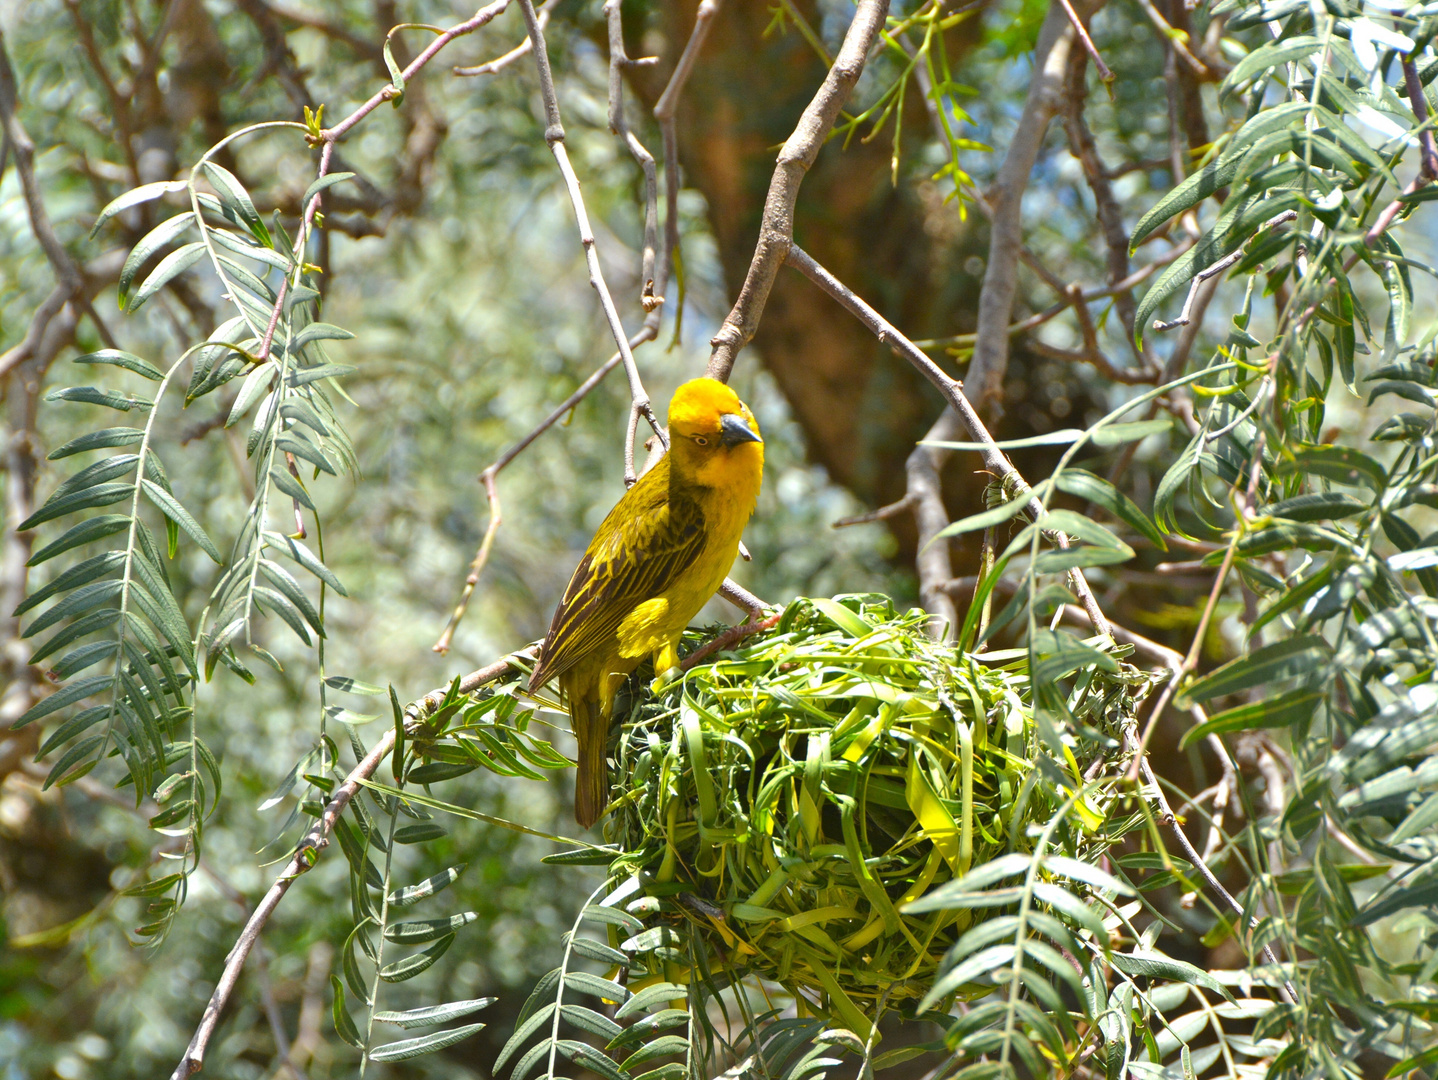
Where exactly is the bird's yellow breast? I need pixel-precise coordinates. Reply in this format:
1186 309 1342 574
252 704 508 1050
615 440 762 662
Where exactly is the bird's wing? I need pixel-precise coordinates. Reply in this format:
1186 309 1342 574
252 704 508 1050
529 468 707 689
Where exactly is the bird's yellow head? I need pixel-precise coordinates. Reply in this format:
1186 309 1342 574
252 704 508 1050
666 377 764 491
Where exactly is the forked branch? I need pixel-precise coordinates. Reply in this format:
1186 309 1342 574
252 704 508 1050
705 0 890 381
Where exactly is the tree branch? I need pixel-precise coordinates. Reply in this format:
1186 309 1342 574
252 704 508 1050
784 244 1112 639
966 0 1089 414
169 653 527 1079
704 0 890 382
516 0 666 487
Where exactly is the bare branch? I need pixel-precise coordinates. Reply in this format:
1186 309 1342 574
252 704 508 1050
453 0 558 76
1152 209 1297 332
705 0 890 382
1055 0 1112 82
515 0 666 487
966 0 1090 413
435 3 722 648
1404 54 1438 181
910 411 962 638
681 612 781 670
832 494 918 529
604 0 660 311
784 243 1112 639
170 653 528 1079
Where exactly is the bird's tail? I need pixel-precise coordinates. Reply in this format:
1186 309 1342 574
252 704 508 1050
570 689 610 829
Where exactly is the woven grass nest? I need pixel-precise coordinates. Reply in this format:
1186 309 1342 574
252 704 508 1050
598 593 1154 1030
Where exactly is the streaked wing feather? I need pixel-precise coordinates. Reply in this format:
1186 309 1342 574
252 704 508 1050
530 472 706 688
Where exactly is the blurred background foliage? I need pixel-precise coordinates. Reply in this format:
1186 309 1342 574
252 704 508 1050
3 0 1436 1077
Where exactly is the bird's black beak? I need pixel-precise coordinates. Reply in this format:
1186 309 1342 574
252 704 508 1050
720 413 762 446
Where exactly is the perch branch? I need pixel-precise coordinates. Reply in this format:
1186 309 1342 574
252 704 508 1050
784 244 1111 640
516 0 666 488
169 653 528 1079
704 0 890 382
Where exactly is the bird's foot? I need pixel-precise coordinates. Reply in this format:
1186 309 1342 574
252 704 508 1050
650 666 682 694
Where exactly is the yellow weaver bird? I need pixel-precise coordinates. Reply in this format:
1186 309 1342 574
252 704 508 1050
529 377 764 827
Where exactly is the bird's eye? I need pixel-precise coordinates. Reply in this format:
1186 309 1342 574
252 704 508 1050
694 436 709 447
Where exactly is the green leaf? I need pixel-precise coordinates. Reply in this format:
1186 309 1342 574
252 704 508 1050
369 1022 486 1061
13 675 112 728
27 609 121 666
126 242 207 313
269 465 315 511
1353 878 1438 928
265 531 348 595
1054 469 1166 550
301 171 356 208
27 515 131 567
556 1040 625 1080
378 933 455 981
562 971 629 1003
1265 492 1370 521
118 213 195 305
621 1036 690 1071
202 161 272 247
1276 442 1386 488
74 349 165 381
810 597 871 637
91 180 187 236
330 975 365 1049
290 322 355 350
1130 156 1247 250
287 362 357 387
140 480 222 562
1221 35 1321 93
561 1004 624 1041
46 386 152 412
325 675 385 694
1110 950 1233 1001
933 491 1032 540
388 863 467 908
384 913 478 944
1179 689 1323 749
1089 418 1172 446
615 982 688 1019
47 428 145 462
13 551 125 617
392 822 447 844
1180 635 1331 704
373 997 494 1029
20 579 125 640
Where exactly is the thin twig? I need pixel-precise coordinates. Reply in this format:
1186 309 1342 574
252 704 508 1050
435 4 721 647
515 0 665 487
681 613 782 670
452 0 557 77
705 0 890 381
604 0 660 313
1055 0 1112 82
832 494 918 529
1152 209 1298 332
169 652 527 1079
1403 54 1438 181
784 244 1112 639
